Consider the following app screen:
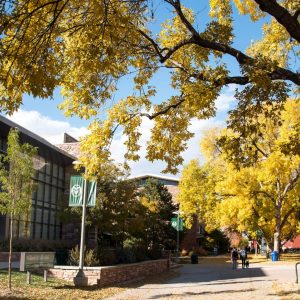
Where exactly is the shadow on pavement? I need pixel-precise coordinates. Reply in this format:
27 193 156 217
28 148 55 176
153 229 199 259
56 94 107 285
148 288 256 299
167 264 267 284
202 278 273 286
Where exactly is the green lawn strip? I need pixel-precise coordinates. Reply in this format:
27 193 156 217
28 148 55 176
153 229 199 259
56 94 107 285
0 267 179 300
0 269 126 300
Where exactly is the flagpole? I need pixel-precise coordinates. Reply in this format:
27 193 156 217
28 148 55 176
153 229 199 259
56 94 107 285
79 174 88 271
72 161 89 286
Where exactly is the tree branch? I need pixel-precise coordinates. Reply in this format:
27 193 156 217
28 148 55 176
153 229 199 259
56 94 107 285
252 140 268 158
281 167 300 199
254 0 300 43
161 0 300 85
139 96 185 120
252 190 276 204
280 206 297 230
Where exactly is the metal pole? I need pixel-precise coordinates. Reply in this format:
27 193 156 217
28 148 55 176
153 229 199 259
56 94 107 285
296 262 300 284
79 175 88 271
176 214 179 261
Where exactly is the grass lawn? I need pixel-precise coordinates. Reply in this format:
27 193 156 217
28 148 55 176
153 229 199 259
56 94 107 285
0 269 126 300
0 268 179 300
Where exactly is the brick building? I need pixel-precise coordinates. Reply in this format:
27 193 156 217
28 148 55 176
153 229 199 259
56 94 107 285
0 115 75 241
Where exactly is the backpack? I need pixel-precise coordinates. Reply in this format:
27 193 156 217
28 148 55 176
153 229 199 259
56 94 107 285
232 249 238 259
240 250 246 258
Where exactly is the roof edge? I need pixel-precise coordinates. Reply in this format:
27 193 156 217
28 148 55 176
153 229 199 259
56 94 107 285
0 114 76 160
129 173 179 182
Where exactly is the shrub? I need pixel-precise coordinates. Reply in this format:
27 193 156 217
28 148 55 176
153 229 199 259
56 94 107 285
0 238 74 252
116 248 136 264
98 249 116 266
68 245 99 267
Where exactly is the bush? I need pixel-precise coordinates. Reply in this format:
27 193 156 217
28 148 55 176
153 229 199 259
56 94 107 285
123 237 149 262
68 245 99 267
98 249 117 266
0 238 74 252
146 247 163 260
116 248 136 264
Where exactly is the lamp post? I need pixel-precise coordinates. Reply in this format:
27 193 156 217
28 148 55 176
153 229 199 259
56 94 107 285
72 161 88 286
173 211 182 261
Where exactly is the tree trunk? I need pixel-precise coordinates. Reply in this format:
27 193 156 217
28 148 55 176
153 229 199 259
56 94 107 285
8 212 13 290
274 201 281 253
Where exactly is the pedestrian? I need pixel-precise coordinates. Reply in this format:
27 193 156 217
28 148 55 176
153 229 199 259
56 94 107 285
231 247 238 269
240 247 247 269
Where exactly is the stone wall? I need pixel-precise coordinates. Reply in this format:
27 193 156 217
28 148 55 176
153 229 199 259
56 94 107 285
48 259 169 287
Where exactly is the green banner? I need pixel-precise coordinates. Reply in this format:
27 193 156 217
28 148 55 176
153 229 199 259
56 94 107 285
171 217 183 231
87 180 97 207
69 175 97 207
69 175 84 206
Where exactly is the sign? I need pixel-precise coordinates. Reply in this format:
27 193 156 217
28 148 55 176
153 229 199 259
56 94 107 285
69 175 97 207
171 217 183 231
87 180 97 207
20 252 55 271
257 229 263 237
69 176 84 206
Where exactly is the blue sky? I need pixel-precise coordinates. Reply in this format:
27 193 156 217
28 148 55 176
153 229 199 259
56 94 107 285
7 1 268 178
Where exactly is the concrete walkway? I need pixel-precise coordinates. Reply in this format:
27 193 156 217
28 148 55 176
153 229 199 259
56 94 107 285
107 260 300 300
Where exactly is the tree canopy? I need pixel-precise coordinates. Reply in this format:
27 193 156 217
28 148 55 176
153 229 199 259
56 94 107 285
178 99 300 251
0 0 299 173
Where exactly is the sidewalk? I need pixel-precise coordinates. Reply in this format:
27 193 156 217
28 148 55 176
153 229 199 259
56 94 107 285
106 260 300 299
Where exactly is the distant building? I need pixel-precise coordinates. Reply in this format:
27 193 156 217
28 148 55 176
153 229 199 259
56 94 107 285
131 174 204 251
283 235 300 251
130 174 179 202
0 115 75 241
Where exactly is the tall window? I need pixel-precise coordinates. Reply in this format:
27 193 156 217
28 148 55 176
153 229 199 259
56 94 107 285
12 158 66 240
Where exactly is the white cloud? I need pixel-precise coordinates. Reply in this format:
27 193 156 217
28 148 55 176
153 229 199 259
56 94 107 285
6 86 235 177
215 85 238 111
7 109 88 144
110 116 224 178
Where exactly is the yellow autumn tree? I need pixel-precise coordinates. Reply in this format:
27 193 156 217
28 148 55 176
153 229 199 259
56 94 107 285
179 99 300 251
0 1 299 174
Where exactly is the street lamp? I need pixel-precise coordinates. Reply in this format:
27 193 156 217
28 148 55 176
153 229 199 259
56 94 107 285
72 160 88 286
173 210 183 262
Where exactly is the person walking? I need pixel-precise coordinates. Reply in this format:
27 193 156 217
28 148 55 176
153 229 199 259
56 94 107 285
231 248 238 269
240 247 247 269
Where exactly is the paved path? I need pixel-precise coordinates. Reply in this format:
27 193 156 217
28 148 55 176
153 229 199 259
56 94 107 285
107 260 299 300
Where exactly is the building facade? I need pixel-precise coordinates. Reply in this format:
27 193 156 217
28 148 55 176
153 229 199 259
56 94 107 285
0 115 75 241
131 174 179 202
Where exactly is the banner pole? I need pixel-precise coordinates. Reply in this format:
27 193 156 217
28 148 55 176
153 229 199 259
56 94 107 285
79 175 88 271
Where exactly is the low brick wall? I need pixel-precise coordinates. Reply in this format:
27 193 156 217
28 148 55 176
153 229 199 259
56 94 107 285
48 259 169 287
0 252 21 262
48 267 101 285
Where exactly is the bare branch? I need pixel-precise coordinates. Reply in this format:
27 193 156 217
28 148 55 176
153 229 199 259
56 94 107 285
139 96 185 120
254 0 300 43
163 0 300 86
